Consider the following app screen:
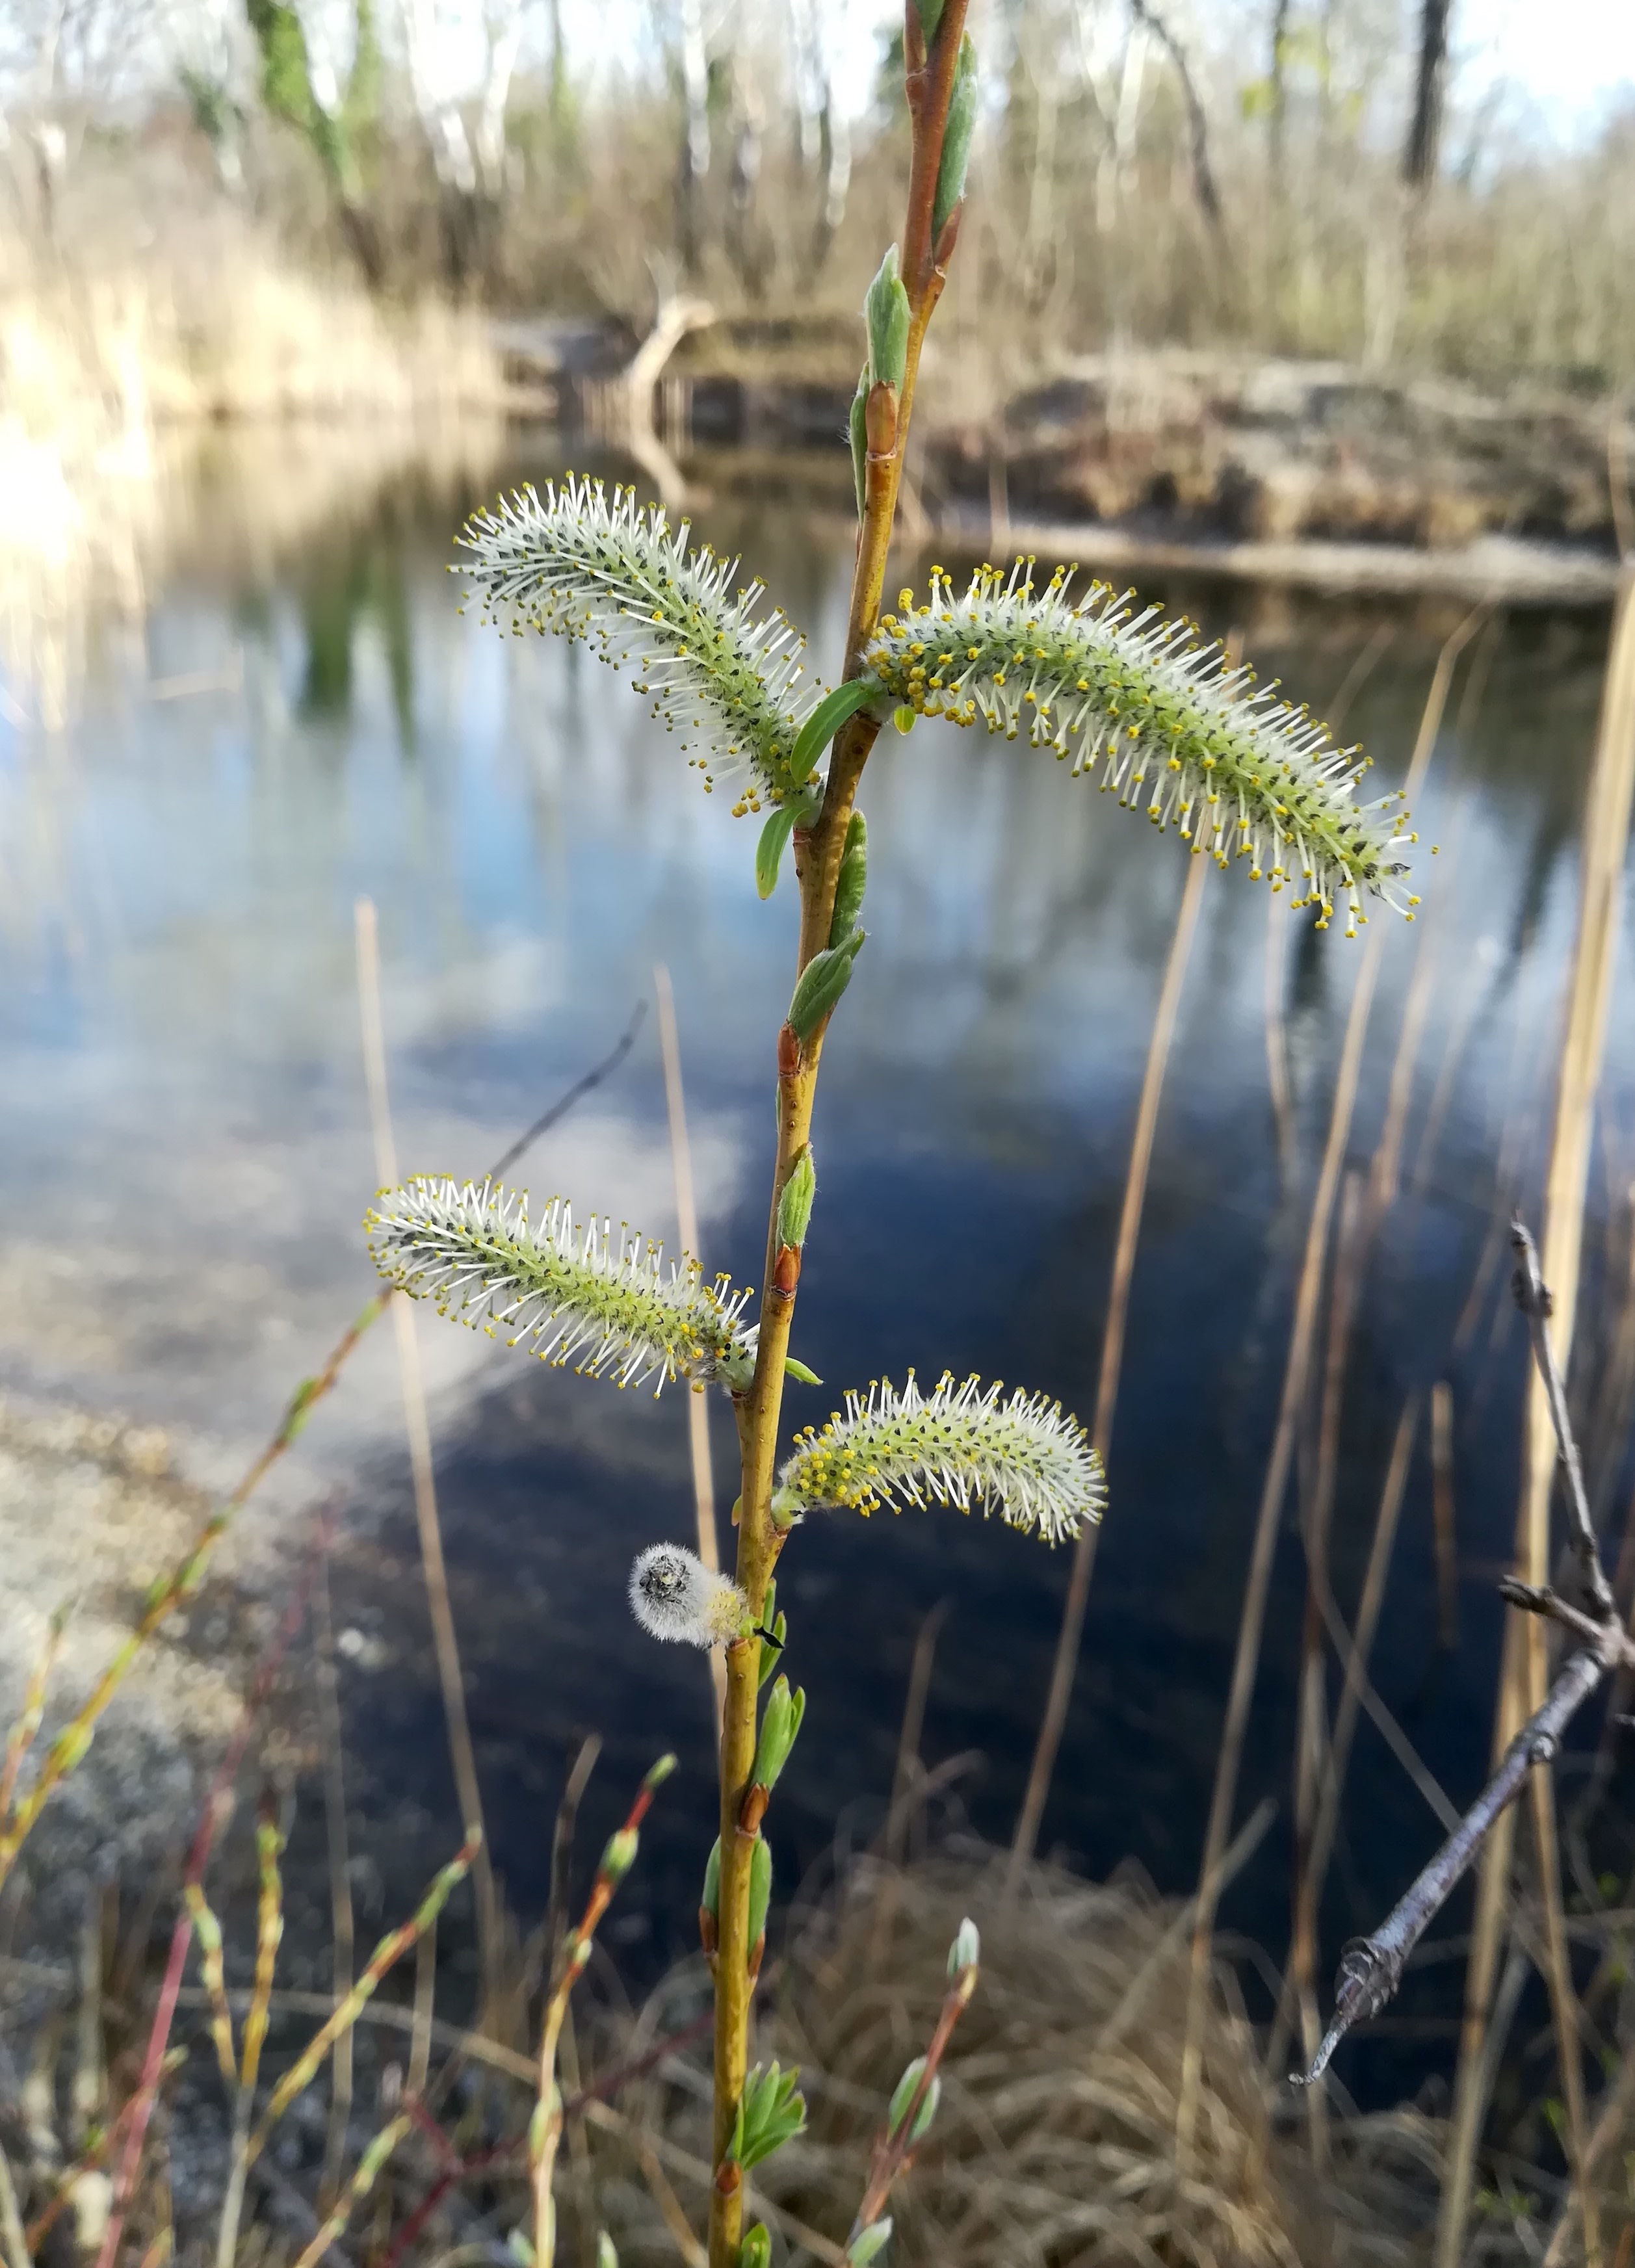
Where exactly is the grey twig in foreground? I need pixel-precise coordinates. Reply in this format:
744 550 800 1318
1295 1217 1634 2085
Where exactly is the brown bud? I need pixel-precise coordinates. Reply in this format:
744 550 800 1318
865 380 898 459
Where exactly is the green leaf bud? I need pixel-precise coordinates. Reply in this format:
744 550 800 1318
828 810 868 947
752 1675 806 1793
892 704 916 735
599 1827 639 1885
887 2055 942 2139
850 369 869 520
758 1610 788 1686
787 930 865 1044
644 1751 678 1792
737 2228 772 2268
777 1145 817 1251
596 2237 619 2268
789 676 880 786
755 789 820 900
701 1836 722 1921
850 2218 893 2266
932 37 978 242
732 2061 807 2171
864 246 910 390
748 1835 773 1950
783 1356 822 1386
947 1915 980 1976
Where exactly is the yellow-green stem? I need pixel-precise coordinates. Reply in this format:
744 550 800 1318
706 12 971 2264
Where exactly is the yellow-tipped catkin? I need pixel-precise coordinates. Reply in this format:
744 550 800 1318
866 563 1419 935
777 1370 1105 1545
366 1177 757 1395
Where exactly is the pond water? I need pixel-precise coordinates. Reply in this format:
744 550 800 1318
1 428 1630 2104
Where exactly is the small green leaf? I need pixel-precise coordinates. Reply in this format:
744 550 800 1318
787 930 865 1045
828 810 868 949
777 1145 817 1249
755 800 807 900
790 679 880 787
850 2219 893 2266
748 1837 773 1949
865 246 911 388
783 1356 822 1385
932 36 978 241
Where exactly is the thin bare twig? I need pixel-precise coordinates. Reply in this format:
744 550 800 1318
1296 1224 1634 2086
1510 1217 1615 1621
841 1937 980 2259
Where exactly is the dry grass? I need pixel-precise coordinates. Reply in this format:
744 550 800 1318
691 1850 1434 2268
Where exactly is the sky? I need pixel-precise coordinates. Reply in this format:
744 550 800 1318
556 0 1635 144
1458 0 1635 136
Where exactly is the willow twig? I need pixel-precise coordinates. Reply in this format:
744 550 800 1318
708 17 973 2267
532 1756 674 2268
842 1933 980 2259
0 1004 643 1896
93 1516 335 2268
1297 1223 1635 2087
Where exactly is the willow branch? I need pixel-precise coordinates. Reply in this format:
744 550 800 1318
1296 1216 1630 2084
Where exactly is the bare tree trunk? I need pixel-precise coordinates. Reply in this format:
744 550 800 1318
1129 0 1223 236
1404 0 1452 191
726 76 768 300
400 0 480 289
1268 0 1290 181
676 0 710 277
811 88 850 275
475 0 522 198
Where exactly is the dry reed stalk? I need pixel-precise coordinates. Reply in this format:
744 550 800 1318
1177 925 1381 2161
1180 606 1482 2162
246 1832 481 2167
93 1523 333 2268
0 1607 66 1826
0 1302 384 1894
869 1600 952 1976
545 1734 602 1994
655 961 727 1725
1436 567 1635 2268
1290 1169 1366 2161
885 1599 950 1873
0 2145 25 2268
532 1758 673 2268
1265 892 1298 1186
215 1796 288 2268
1431 1381 1459 1650
355 896 499 2020
315 1556 357 2212
1268 1398 1419 2084
1008 846 1209 1886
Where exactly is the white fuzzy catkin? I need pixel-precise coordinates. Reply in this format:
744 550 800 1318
456 475 823 812
776 1371 1105 1545
865 562 1420 935
365 1177 757 1394
629 1545 749 1648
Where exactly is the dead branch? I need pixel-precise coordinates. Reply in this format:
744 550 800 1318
1295 1217 1634 2085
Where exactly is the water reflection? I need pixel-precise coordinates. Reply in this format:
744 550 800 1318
0 432 1629 2105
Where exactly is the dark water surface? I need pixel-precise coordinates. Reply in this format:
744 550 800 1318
3 434 1632 2104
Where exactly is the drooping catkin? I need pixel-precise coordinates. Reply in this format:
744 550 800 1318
866 562 1419 934
456 475 826 811
776 1371 1105 1544
366 1177 757 1395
